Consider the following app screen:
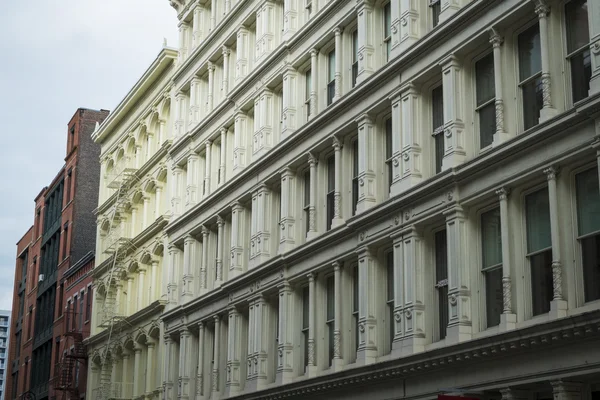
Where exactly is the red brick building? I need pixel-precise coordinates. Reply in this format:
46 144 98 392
6 108 109 400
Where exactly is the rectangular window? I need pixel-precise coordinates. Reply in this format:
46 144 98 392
481 208 502 327
72 296 77 330
566 0 591 103
301 286 310 371
65 300 71 333
78 293 84 330
305 69 312 121
386 251 394 350
432 85 444 174
385 117 393 191
66 169 72 204
86 286 92 321
28 306 33 339
430 0 441 28
384 2 392 62
475 53 496 148
526 188 553 316
62 225 68 260
352 266 359 351
352 140 359 215
327 50 336 106
326 155 335 231
435 229 448 340
326 275 335 366
518 23 543 130
352 30 359 88
576 168 600 302
303 170 311 235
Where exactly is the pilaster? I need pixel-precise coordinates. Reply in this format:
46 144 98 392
307 273 318 377
331 138 345 227
236 27 250 83
307 154 319 240
398 0 421 54
212 316 221 398
186 154 200 207
256 1 280 63
190 77 201 125
332 262 343 371
179 328 194 400
219 128 227 185
398 83 423 193
226 308 243 396
163 336 174 400
182 235 197 301
333 28 343 102
230 202 247 278
253 88 275 158
440 55 467 170
356 114 378 213
215 216 225 287
233 109 249 173
534 1 558 121
356 0 375 83
204 141 212 197
356 247 379 365
282 0 299 40
279 168 297 253
250 185 274 268
207 62 215 112
489 30 509 145
497 188 516 331
200 226 210 294
171 165 183 217
246 296 272 391
222 47 230 95
276 281 295 384
309 49 318 119
589 0 600 95
282 66 298 137
196 322 206 400
551 381 583 400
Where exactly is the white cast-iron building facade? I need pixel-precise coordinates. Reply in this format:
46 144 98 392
86 48 177 400
167 0 600 399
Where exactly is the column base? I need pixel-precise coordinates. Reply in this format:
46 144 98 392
307 365 319 378
392 336 425 358
278 241 296 254
540 107 559 123
442 151 467 171
590 73 600 96
445 323 472 344
356 348 378 366
331 217 345 228
391 175 423 197
332 358 344 372
214 280 223 288
356 199 377 215
549 299 568 320
499 313 516 332
493 131 511 147
306 231 319 241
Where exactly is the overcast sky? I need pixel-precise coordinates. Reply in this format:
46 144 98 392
0 1 179 311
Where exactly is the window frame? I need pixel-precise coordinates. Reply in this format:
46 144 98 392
327 49 336 106
326 154 335 231
433 227 448 342
563 0 591 105
383 2 392 62
305 67 312 121
325 274 335 366
351 138 359 216
478 204 503 329
352 29 359 88
429 0 441 29
301 285 310 372
384 116 393 192
473 50 496 151
385 249 394 353
516 21 543 132
303 168 311 236
430 83 444 174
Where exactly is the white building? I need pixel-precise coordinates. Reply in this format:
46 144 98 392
116 0 600 400
86 47 177 400
0 310 9 400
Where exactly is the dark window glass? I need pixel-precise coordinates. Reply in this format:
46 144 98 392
435 230 448 340
304 170 311 234
430 0 441 28
384 2 392 62
326 275 335 365
432 85 444 173
302 286 309 370
352 30 358 87
481 208 502 327
327 156 335 231
327 51 335 106
352 266 359 352
385 118 393 190
566 0 591 103
518 24 542 130
576 168 600 302
475 53 496 148
386 251 394 350
352 140 359 215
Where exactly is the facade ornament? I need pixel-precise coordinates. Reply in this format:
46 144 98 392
502 276 512 313
552 261 563 300
394 311 402 322
404 309 412 320
444 128 452 138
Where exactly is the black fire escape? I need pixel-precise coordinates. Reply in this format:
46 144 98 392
52 310 87 400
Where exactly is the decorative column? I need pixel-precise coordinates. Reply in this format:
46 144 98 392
226 308 243 395
133 343 143 397
146 339 156 394
142 196 150 230
279 168 297 253
137 267 146 309
219 128 227 185
154 184 163 218
331 138 344 227
230 202 247 277
158 119 166 145
545 167 567 318
204 140 212 197
192 5 205 48
307 273 317 377
200 226 209 293
210 0 217 30
356 0 375 83
190 77 201 125
534 1 558 121
225 0 231 13
186 154 200 207
179 327 194 400
233 109 249 173
126 277 134 315
398 0 421 53
440 55 466 170
163 336 174 400
497 188 516 331
281 66 298 137
282 0 299 40
207 62 215 112
182 235 197 301
551 381 583 400
489 29 508 145
356 247 379 365
150 258 159 301
250 185 273 267
397 83 423 194
356 114 378 213
444 206 471 343
247 296 272 391
439 0 462 23
333 28 343 102
276 280 294 384
236 27 250 83
332 262 343 370
589 0 600 95
222 47 230 95
253 88 275 158
214 217 225 286
309 49 318 119
307 154 318 240
178 21 190 62
174 91 186 138
389 91 403 195
121 351 132 398
170 165 183 217
211 316 221 397
167 245 181 305
130 207 138 238
196 322 205 399
392 225 429 356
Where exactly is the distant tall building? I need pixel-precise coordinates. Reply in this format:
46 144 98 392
0 310 10 400
5 108 109 400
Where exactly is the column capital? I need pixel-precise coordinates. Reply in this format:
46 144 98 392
439 54 461 70
198 320 205 330
334 26 343 36
217 215 225 227
307 272 316 282
355 112 374 125
332 136 343 151
496 187 510 200
222 46 231 56
489 28 504 48
207 61 215 72
220 126 228 135
332 261 341 271
280 166 296 178
308 152 318 167
201 225 210 237
544 166 559 180
213 314 221 324
533 0 550 18
184 234 197 244
310 48 319 58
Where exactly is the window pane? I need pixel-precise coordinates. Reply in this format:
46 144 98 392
485 267 502 327
476 53 495 105
571 49 592 103
432 85 444 130
385 118 393 158
526 187 551 253
522 76 543 130
305 69 311 99
304 170 310 207
530 249 553 316
435 134 444 174
481 207 502 268
566 0 590 54
438 285 448 339
431 1 441 28
326 276 335 320
582 234 600 302
302 286 309 329
576 167 600 236
328 51 335 82
386 251 394 302
353 140 359 177
435 230 447 281
353 266 359 313
479 102 496 149
327 156 335 191
384 2 391 37
518 23 542 81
